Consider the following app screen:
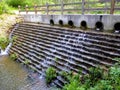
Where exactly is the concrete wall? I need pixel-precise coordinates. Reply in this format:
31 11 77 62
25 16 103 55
22 14 120 31
10 23 120 87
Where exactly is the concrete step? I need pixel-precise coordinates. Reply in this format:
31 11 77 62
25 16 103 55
20 23 120 43
14 27 120 52
9 22 120 87
12 30 118 63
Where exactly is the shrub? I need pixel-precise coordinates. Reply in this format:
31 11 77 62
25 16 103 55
62 63 120 90
108 65 120 87
10 52 18 60
0 1 11 14
87 67 103 86
6 0 33 8
46 67 57 84
63 80 81 90
0 36 9 50
90 80 113 90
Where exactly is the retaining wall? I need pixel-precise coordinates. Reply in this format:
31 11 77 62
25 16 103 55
22 14 120 31
9 22 120 87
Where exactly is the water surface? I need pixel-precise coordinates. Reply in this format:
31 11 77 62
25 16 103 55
0 55 31 90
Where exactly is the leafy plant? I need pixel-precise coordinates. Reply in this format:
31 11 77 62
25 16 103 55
0 36 10 50
10 52 18 61
24 59 31 65
113 57 120 62
90 80 113 90
62 63 120 90
0 1 10 14
60 71 68 78
63 72 83 90
63 79 81 90
46 67 57 84
6 0 32 8
87 67 103 86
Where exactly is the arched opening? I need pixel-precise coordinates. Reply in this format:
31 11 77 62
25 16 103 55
50 19 54 25
95 21 104 31
114 22 120 33
80 20 87 30
68 20 74 27
59 20 63 26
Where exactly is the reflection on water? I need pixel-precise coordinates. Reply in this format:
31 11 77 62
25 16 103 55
0 56 30 90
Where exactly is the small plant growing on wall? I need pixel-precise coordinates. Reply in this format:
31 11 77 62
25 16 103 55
24 59 31 65
10 36 18 45
59 71 70 81
10 52 18 61
46 67 57 84
54 57 59 66
54 57 59 61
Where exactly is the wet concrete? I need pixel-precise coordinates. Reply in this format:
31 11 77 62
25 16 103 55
0 56 57 90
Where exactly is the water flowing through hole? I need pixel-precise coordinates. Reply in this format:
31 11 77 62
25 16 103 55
95 21 104 31
114 22 120 33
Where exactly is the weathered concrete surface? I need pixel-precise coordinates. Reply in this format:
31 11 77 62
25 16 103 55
22 14 120 31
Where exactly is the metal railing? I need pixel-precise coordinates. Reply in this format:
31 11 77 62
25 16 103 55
18 0 120 15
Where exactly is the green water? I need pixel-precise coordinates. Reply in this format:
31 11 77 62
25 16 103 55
0 56 30 90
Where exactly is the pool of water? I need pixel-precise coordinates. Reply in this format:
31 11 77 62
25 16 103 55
0 55 55 90
0 56 31 90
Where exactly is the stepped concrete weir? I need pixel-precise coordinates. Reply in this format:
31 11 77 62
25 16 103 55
9 22 120 87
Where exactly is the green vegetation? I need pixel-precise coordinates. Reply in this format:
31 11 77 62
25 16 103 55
46 67 57 84
0 1 11 14
10 36 18 43
0 0 119 14
0 36 9 50
54 57 59 61
113 57 120 61
0 36 18 50
44 60 120 90
6 0 33 8
10 52 18 61
24 59 31 65
61 64 120 90
60 71 69 79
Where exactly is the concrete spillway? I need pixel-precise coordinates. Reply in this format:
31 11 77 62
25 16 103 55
9 22 120 87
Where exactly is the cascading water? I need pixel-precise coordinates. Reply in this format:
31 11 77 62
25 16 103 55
0 24 19 56
9 22 120 87
0 23 57 90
